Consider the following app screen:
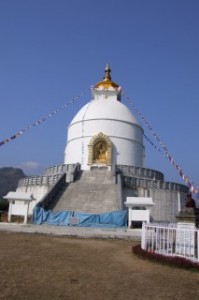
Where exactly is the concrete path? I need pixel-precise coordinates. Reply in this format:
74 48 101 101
0 222 141 240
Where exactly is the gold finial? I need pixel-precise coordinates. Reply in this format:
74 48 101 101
95 64 119 89
104 64 112 80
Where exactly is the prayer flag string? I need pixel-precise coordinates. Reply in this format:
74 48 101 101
0 89 89 148
1 86 198 194
123 92 199 194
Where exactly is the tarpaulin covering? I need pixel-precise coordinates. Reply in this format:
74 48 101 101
32 206 127 228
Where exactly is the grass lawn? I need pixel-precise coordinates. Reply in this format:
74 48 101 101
0 231 199 300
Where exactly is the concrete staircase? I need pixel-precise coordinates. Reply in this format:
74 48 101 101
49 169 120 213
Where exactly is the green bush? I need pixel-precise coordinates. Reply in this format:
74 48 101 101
0 199 9 211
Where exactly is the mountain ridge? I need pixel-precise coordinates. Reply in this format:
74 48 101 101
0 167 25 199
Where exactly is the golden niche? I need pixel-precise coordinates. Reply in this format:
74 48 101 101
94 141 108 163
88 132 112 165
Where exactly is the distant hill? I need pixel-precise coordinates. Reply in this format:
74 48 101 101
0 167 25 199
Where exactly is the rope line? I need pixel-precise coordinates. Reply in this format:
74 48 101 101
81 101 92 165
1 85 198 193
0 89 89 147
123 92 199 194
143 134 163 155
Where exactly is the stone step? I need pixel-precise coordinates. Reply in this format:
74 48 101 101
49 169 120 213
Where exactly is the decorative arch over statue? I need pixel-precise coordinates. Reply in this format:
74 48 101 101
88 132 112 165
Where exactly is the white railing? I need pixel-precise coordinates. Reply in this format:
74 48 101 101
18 174 63 187
18 163 81 187
44 164 77 176
141 222 199 263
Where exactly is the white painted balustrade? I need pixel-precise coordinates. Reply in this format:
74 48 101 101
141 222 199 263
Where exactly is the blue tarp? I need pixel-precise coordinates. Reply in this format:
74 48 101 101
32 206 127 228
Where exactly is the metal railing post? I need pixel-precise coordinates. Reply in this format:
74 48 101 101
141 222 146 250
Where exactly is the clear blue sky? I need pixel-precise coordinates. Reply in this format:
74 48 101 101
0 0 198 189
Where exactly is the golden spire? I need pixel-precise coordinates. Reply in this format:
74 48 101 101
104 64 112 80
95 64 119 89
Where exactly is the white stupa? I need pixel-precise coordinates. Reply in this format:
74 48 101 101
64 64 145 170
14 65 189 223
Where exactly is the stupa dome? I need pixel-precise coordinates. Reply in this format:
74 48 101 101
71 98 139 126
64 66 145 170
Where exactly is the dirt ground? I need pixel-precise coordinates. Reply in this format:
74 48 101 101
0 232 199 300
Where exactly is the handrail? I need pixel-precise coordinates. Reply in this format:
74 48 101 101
122 175 189 193
36 163 81 210
37 173 66 210
44 163 78 176
18 174 62 187
65 163 80 182
117 165 164 180
18 163 81 187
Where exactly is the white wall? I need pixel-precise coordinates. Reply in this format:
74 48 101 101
65 120 144 170
16 185 49 214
